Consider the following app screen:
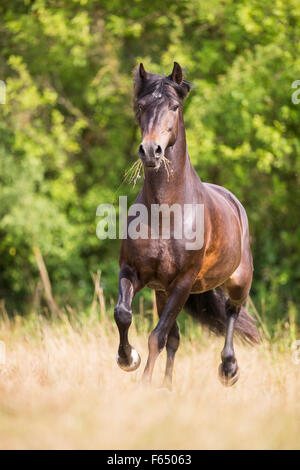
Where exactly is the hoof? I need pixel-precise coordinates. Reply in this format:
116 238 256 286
116 348 141 372
218 362 240 387
160 378 173 392
158 382 173 393
157 387 173 394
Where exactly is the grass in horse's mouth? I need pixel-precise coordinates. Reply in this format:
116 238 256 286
161 155 173 180
123 156 173 186
123 159 144 186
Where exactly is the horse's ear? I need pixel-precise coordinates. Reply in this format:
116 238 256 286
134 63 148 96
170 62 183 85
139 63 147 80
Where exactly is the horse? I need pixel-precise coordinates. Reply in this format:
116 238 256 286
114 62 260 389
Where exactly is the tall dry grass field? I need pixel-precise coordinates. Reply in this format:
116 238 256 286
0 310 299 450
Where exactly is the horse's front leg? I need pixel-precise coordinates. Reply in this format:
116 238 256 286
162 322 180 390
155 291 180 390
114 264 141 372
142 276 194 385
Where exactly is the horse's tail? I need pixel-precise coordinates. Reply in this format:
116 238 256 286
184 287 260 345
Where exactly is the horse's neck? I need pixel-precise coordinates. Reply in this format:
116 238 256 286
142 117 196 206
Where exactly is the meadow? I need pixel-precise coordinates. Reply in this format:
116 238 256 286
0 299 299 450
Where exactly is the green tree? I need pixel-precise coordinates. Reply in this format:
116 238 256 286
0 0 299 331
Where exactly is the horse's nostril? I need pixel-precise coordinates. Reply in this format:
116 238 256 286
139 144 145 158
155 145 162 157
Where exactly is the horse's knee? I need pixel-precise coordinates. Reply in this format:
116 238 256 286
225 269 251 307
114 304 132 328
149 328 167 355
225 298 241 317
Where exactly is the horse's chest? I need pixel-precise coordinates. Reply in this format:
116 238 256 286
127 238 185 287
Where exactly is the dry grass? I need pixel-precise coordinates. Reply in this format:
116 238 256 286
0 312 299 450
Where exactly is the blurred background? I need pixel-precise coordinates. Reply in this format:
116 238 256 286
0 0 299 335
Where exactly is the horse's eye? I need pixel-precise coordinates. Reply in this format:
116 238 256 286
170 104 179 112
138 104 144 112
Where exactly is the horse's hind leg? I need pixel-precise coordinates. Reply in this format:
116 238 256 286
114 264 141 372
218 300 241 386
155 291 180 390
218 260 253 387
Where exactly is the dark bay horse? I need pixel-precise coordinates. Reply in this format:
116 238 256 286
114 62 259 388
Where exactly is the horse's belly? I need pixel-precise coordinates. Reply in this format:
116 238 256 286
191 275 228 293
191 249 241 293
146 280 167 291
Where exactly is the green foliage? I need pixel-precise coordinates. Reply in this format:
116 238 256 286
0 0 299 333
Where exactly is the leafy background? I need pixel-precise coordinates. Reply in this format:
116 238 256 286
0 0 299 333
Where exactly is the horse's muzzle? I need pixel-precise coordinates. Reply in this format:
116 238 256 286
139 142 163 168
